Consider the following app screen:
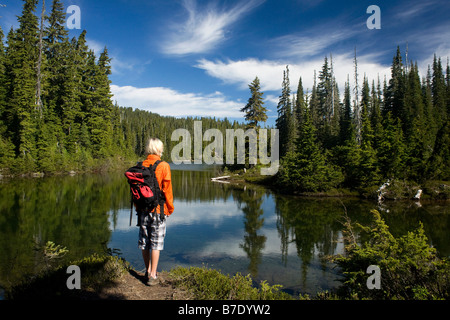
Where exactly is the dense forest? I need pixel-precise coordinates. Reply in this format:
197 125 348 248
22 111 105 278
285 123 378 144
268 50 450 193
0 0 448 196
0 0 243 174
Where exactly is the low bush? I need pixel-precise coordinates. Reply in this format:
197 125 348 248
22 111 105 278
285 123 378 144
332 210 450 300
169 266 293 300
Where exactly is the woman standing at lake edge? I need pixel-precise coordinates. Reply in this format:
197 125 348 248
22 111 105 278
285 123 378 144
139 138 174 285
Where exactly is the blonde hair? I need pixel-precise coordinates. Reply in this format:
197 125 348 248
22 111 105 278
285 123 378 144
145 138 164 157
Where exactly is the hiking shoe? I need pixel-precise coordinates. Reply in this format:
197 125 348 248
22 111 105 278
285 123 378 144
148 276 158 286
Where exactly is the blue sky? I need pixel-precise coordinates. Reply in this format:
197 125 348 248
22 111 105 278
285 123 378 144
1 0 449 126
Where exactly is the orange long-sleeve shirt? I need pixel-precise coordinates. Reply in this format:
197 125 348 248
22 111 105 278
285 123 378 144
142 154 174 216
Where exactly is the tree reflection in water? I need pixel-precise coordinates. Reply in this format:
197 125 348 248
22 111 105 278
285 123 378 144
0 167 448 296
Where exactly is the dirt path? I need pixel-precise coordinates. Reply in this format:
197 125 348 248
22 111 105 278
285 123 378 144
84 269 191 300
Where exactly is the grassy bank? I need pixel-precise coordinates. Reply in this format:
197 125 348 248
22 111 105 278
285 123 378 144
0 155 138 180
4 254 291 300
5 254 130 300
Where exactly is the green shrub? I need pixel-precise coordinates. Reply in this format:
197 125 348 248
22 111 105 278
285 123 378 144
333 210 450 300
170 266 292 300
7 254 128 300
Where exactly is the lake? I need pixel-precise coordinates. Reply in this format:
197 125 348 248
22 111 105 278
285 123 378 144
1 164 449 297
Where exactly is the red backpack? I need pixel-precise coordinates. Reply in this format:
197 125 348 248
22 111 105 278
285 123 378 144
124 161 165 226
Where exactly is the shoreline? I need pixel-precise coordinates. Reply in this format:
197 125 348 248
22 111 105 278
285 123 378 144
3 255 292 301
219 167 450 202
2 161 449 202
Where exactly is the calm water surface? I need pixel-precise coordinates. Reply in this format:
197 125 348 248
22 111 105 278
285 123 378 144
1 165 449 296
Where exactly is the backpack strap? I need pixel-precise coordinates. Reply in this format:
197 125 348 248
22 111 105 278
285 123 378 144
148 160 166 217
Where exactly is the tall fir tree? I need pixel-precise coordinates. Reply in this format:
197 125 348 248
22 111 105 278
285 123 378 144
279 104 342 192
0 26 16 168
293 76 307 149
359 83 380 186
241 77 267 129
276 66 295 157
60 36 84 155
5 0 40 167
403 62 430 180
0 26 7 130
432 55 447 128
426 120 449 180
446 60 450 116
294 77 306 128
317 57 332 125
44 0 69 117
78 44 115 158
370 78 383 150
384 47 406 126
91 47 115 157
35 0 46 117
378 112 406 179
339 78 354 145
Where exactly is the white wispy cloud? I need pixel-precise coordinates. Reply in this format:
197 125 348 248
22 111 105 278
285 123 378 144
269 25 360 59
110 84 243 118
196 53 392 104
196 58 289 91
393 0 438 21
160 0 264 56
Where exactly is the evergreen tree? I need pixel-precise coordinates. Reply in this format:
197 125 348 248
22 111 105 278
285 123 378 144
316 56 340 147
370 78 383 152
292 76 307 151
276 66 295 157
332 77 359 187
60 37 84 155
358 90 380 186
378 112 406 179
446 60 450 116
294 77 306 129
404 62 430 180
35 0 46 117
0 26 7 130
426 120 449 180
384 47 406 126
317 57 332 126
86 47 114 158
361 76 371 122
5 0 40 166
44 0 69 118
339 78 353 145
432 55 447 128
279 105 343 192
241 77 267 129
0 27 16 168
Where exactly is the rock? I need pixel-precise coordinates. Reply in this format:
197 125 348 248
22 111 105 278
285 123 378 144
414 189 423 200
